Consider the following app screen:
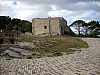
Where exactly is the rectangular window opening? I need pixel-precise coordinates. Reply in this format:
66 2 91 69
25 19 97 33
44 26 47 29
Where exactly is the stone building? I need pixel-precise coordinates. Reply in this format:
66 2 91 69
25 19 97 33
32 17 70 35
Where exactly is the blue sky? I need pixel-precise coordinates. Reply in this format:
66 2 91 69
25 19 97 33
0 0 99 25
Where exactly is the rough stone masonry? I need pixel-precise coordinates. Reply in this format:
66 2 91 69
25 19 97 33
32 17 70 35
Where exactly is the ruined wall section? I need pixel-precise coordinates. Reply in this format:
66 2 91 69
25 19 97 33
32 17 68 36
32 18 49 35
50 18 61 35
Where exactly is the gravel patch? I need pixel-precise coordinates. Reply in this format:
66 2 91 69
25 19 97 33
0 38 100 75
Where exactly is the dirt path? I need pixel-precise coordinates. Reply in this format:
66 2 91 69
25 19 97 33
0 38 100 75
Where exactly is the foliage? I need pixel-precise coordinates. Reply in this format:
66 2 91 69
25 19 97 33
11 18 32 33
87 20 100 30
70 20 100 37
0 16 32 33
11 18 22 31
21 20 32 33
70 20 86 35
0 16 12 31
88 29 100 38
88 31 97 37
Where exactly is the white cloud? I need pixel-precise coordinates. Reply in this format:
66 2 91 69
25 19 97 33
48 9 73 17
95 1 100 6
0 0 100 24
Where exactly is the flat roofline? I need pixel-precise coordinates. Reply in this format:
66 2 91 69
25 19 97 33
32 17 64 20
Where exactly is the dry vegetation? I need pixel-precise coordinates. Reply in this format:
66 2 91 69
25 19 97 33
25 36 88 58
1 34 88 59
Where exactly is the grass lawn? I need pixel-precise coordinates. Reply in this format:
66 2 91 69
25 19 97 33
26 36 88 58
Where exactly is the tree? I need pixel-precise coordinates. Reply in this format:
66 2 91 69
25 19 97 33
87 20 100 30
21 20 32 33
11 18 22 32
87 20 100 37
83 22 88 36
11 18 32 33
0 16 12 31
70 20 86 36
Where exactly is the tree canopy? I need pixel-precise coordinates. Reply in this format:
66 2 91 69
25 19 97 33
70 20 100 37
0 16 12 31
87 20 100 30
70 20 86 35
0 16 32 33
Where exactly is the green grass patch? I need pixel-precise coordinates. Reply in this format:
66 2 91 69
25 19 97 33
73 38 88 48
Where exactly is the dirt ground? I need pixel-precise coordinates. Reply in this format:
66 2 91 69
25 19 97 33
0 38 100 75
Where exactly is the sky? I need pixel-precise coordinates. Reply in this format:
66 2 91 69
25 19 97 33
0 0 99 25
